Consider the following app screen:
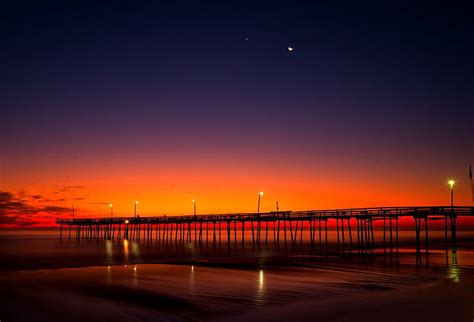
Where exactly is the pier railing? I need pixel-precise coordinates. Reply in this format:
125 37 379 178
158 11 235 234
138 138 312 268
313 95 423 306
57 206 474 225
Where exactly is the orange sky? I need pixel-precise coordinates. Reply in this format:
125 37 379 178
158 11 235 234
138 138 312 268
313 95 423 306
1 157 473 227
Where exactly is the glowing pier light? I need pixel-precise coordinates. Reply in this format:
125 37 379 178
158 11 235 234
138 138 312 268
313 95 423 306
134 200 139 218
257 191 264 214
448 179 455 207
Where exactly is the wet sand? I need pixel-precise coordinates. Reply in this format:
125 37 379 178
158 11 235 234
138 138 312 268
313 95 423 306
1 262 472 322
222 271 474 322
1 230 474 321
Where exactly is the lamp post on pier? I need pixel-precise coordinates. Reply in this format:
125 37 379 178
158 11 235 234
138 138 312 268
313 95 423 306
109 203 113 218
448 179 455 208
192 199 197 216
257 191 264 214
134 201 139 218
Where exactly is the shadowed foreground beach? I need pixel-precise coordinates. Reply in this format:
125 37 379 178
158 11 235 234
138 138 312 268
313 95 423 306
1 262 473 322
1 230 473 321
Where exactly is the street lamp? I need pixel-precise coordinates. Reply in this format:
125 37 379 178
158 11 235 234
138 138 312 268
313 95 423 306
72 204 75 220
257 191 264 214
192 199 197 216
109 203 113 218
448 179 455 207
134 201 139 218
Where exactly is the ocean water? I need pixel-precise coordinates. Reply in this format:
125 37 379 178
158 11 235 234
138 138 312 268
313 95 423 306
1 228 474 271
1 229 473 321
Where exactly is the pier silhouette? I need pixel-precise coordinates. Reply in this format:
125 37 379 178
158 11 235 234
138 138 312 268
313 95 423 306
57 206 473 261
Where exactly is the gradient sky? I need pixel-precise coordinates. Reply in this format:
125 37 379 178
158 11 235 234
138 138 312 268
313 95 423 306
1 1 473 227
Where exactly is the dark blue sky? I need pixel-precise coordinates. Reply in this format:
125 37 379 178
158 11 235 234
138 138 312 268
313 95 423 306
1 1 473 212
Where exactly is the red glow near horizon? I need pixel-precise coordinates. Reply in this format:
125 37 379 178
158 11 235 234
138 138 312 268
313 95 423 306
1 161 473 228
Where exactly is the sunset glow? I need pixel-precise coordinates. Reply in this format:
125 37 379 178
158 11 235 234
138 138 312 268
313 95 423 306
1 3 474 322
1 1 473 228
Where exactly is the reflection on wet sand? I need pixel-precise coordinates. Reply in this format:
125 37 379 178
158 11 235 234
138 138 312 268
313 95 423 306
2 261 473 322
1 228 474 322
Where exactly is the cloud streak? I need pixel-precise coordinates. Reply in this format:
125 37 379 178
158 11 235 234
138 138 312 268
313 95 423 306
0 191 72 227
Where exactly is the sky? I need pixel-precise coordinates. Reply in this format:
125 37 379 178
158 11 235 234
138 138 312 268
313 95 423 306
1 1 473 227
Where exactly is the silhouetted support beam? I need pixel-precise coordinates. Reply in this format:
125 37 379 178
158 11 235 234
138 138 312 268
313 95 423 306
173 223 177 243
324 218 328 252
227 221 231 246
265 220 269 245
176 222 180 244
444 214 448 247
341 217 345 251
356 217 362 253
219 222 222 245
395 217 399 252
273 220 277 246
364 219 369 251
194 219 197 242
312 218 317 248
189 222 192 242
234 221 237 247
370 219 375 250
424 215 429 258
318 219 322 251
277 216 281 246
389 216 393 252
293 219 299 245
251 220 255 244
213 221 217 245
199 220 203 244
347 218 352 251
383 215 386 256
450 215 457 251
300 219 304 246
414 216 421 265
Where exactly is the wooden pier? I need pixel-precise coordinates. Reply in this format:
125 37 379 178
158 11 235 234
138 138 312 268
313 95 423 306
57 206 473 256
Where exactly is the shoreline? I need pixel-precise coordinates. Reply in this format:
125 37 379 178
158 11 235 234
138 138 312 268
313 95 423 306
2 262 471 322
218 272 474 322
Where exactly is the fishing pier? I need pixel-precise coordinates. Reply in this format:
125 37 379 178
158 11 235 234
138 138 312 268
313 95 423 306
57 206 473 257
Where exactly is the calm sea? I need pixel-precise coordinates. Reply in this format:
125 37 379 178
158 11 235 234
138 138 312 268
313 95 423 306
1 229 474 321
1 228 474 271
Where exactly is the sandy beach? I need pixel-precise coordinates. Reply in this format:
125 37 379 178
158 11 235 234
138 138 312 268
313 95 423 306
221 270 474 322
1 261 473 322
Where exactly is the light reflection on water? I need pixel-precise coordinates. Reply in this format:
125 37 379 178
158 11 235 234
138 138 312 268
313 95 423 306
122 239 129 262
446 252 460 283
256 269 265 305
106 265 111 285
1 230 474 272
132 264 138 288
105 240 113 260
